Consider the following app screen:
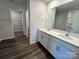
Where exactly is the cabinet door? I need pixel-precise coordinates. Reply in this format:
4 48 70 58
37 30 42 43
47 36 58 57
41 32 48 49
37 30 48 49
56 43 75 59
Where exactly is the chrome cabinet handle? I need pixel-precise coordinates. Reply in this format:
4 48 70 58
58 46 60 52
56 45 60 52
56 46 58 51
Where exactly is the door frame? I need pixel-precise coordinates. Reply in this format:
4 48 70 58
9 8 24 37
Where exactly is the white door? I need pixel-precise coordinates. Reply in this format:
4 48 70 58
11 10 23 32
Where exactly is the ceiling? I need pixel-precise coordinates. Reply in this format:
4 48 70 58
41 0 53 3
10 0 26 5
56 0 79 12
9 0 79 10
10 0 53 5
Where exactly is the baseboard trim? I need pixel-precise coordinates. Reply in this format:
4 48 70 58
30 40 37 44
0 38 15 42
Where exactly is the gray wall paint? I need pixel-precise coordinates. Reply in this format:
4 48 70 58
54 11 68 31
0 0 25 40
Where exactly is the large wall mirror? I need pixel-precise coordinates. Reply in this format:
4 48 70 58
53 0 79 35
68 10 79 34
54 10 68 31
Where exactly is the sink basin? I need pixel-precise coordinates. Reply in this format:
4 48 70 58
49 29 78 41
58 34 73 40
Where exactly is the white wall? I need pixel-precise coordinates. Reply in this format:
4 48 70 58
30 0 46 44
44 8 56 29
0 0 25 41
24 0 30 37
48 0 74 8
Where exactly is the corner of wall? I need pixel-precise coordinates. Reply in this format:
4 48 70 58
30 39 37 44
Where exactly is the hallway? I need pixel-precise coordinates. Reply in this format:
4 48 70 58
0 32 54 59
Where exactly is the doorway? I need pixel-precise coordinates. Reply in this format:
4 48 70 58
10 9 25 40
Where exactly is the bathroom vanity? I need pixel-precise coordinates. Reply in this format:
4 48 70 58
37 28 79 59
37 1 79 59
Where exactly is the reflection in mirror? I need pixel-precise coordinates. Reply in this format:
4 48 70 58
53 10 68 31
69 10 79 34
53 0 79 35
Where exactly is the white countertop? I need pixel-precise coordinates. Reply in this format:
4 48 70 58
38 28 79 48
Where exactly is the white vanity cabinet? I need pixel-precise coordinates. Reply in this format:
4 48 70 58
37 30 48 49
47 36 74 59
56 38 79 59
54 43 74 59
48 35 79 59
47 36 57 57
37 30 79 59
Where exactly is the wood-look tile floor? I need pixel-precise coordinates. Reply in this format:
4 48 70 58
0 32 55 59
